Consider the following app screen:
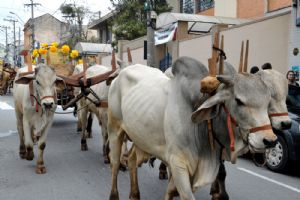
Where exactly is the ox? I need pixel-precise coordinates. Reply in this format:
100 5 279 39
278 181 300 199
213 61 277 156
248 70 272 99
210 67 291 200
13 64 61 174
74 59 130 165
107 57 277 200
0 66 16 95
73 64 112 164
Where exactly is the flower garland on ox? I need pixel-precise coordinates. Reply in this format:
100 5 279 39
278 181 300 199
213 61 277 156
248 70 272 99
31 42 79 65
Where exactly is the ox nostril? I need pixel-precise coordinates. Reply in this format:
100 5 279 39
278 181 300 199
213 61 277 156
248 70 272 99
43 102 53 109
281 121 292 130
263 138 278 148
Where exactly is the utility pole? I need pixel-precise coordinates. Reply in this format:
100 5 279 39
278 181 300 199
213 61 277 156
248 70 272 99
144 0 156 68
4 18 17 65
24 0 41 50
18 27 21 67
0 26 9 60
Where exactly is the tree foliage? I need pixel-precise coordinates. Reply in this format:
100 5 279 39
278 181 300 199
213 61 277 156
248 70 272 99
110 0 172 44
60 2 90 47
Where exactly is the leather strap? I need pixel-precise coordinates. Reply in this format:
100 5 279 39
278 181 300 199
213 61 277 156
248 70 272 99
99 100 108 108
269 112 289 117
223 106 235 151
249 124 272 133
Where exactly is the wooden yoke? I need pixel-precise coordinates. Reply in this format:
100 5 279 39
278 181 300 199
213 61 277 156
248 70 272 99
238 40 249 73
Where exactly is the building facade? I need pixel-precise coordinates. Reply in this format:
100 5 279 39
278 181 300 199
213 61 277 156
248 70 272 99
23 13 70 51
177 0 292 18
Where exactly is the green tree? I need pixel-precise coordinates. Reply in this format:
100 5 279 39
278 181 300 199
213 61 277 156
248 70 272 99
60 2 90 47
110 0 172 46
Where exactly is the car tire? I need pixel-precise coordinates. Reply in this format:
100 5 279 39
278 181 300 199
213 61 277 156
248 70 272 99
265 135 289 172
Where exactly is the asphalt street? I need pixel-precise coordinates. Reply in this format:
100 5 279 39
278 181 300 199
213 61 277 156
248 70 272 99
0 93 300 200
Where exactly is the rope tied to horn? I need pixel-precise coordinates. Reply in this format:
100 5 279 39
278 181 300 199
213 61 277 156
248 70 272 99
212 46 227 60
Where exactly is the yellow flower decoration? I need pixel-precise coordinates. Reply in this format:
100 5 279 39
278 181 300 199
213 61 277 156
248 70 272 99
38 48 47 55
51 42 58 47
32 60 36 64
50 45 58 53
41 43 48 48
61 45 70 54
70 50 79 59
32 49 39 57
77 59 83 64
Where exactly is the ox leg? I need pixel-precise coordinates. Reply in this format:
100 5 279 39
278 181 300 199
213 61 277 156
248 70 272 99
169 157 195 200
164 175 179 200
15 111 26 159
35 122 52 174
87 112 93 138
96 109 110 164
108 127 125 200
210 162 229 200
128 146 140 200
23 120 34 161
80 107 89 151
159 162 168 180
120 136 128 170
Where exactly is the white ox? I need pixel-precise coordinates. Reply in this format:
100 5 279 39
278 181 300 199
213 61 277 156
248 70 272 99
73 64 111 163
107 57 277 200
13 64 61 174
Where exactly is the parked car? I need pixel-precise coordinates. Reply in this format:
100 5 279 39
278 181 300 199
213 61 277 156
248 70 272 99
264 86 300 172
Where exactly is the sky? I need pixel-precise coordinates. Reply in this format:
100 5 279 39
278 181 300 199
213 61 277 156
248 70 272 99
0 0 112 46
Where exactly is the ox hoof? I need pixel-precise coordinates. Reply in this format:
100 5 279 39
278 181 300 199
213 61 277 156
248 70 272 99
77 128 82 132
129 191 140 200
119 163 127 171
104 156 110 164
35 165 47 174
81 144 88 151
109 192 119 200
25 151 34 161
87 132 93 138
19 152 26 159
159 170 168 180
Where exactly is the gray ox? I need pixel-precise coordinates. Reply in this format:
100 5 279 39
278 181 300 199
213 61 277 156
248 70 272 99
13 64 61 174
107 57 277 200
210 67 291 200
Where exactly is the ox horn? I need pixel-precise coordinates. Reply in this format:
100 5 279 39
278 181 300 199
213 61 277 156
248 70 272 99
208 32 219 76
243 40 249 73
127 47 132 64
46 52 51 65
238 41 244 73
111 50 116 71
219 35 224 75
83 54 88 85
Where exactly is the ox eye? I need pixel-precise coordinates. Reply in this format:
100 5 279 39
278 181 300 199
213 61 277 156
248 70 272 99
235 98 244 106
36 80 40 85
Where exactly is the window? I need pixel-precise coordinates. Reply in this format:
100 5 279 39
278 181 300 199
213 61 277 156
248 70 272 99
181 0 195 14
198 0 214 12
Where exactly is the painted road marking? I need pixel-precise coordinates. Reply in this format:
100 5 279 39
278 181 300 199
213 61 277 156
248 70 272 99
0 102 14 110
238 167 300 193
0 130 17 138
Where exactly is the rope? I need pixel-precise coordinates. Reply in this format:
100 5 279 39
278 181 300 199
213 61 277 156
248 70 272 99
213 46 227 60
52 101 94 115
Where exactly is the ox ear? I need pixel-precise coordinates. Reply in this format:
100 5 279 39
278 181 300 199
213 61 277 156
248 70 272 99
216 75 234 86
117 58 129 69
55 76 65 87
191 90 230 123
15 74 35 84
106 69 120 85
